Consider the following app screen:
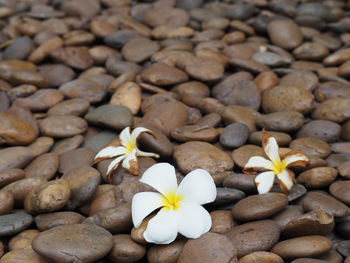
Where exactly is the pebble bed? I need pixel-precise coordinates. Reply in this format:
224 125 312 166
0 0 349 263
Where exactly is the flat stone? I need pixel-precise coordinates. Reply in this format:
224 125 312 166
85 104 133 131
297 120 342 143
34 212 85 231
232 193 288 221
226 220 280 258
302 191 350 218
257 111 304 132
330 180 350 206
24 152 59 180
290 137 331 158
32 224 113 263
267 19 303 49
122 37 159 63
238 251 283 263
0 146 34 172
141 63 188 86
108 234 146 263
297 167 337 189
271 235 332 260
40 115 87 138
174 141 234 175
59 148 95 174
0 211 33 237
178 232 237 263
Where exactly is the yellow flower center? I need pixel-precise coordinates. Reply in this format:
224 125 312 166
124 139 136 154
272 159 286 174
162 191 182 211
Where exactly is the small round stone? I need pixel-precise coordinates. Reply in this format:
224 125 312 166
220 123 250 148
232 193 288 221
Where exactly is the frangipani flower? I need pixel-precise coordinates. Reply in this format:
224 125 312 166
132 163 217 244
244 130 309 194
93 127 159 182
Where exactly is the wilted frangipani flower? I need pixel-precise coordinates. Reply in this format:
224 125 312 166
244 130 309 194
93 127 159 182
132 163 217 244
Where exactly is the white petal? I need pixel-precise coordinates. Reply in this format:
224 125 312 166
136 148 160 158
277 169 294 193
139 163 178 197
106 155 125 175
131 192 165 228
143 208 178 244
119 127 132 147
131 127 153 141
244 156 274 173
94 146 127 160
255 171 275 194
122 148 137 169
177 202 212 239
262 130 281 165
176 169 216 205
284 150 309 168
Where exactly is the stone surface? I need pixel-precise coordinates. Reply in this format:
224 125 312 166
178 232 237 263
0 211 33 237
174 141 234 174
32 224 113 263
232 193 288 221
226 220 280 258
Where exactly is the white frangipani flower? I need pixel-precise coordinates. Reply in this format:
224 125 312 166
93 127 159 182
132 163 217 244
244 130 309 194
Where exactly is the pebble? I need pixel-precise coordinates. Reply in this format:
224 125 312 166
279 70 318 92
170 125 219 143
62 166 100 210
302 191 350 218
141 63 188 86
290 137 331 158
293 42 329 60
254 71 279 92
249 131 291 147
110 82 141 115
180 57 225 82
52 135 84 156
232 193 288 221
85 104 133 131
24 179 71 214
297 120 342 143
40 115 88 138
34 212 85 231
219 123 250 148
271 235 332 260
221 105 259 132
0 146 34 172
262 85 314 114
297 167 338 189
213 187 245 207
47 98 90 117
282 209 334 238
147 239 186 263
0 246 48 263
122 37 159 63
3 37 35 60
83 131 116 152
312 98 350 123
330 180 350 205
257 111 304 132
58 148 95 174
223 173 257 193
238 251 283 263
232 145 265 169
177 232 237 263
226 220 280 258
32 224 113 263
9 229 39 250
38 64 75 87
0 191 14 215
24 152 59 180
0 112 36 145
108 234 146 263
59 79 107 103
0 211 33 237
174 141 234 174
171 81 210 107
314 82 350 102
210 210 235 234
0 169 25 188
50 47 94 70
267 19 303 50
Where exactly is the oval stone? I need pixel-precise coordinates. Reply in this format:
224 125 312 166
40 115 87 138
34 211 85 231
257 111 304 132
238 251 283 263
174 141 234 174
108 234 146 263
32 224 113 263
178 232 237 263
290 138 331 158
271 235 332 260
226 220 280 258
267 19 303 49
232 193 288 221
302 191 350 217
329 180 350 206
297 167 337 189
24 152 59 180
0 211 33 237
